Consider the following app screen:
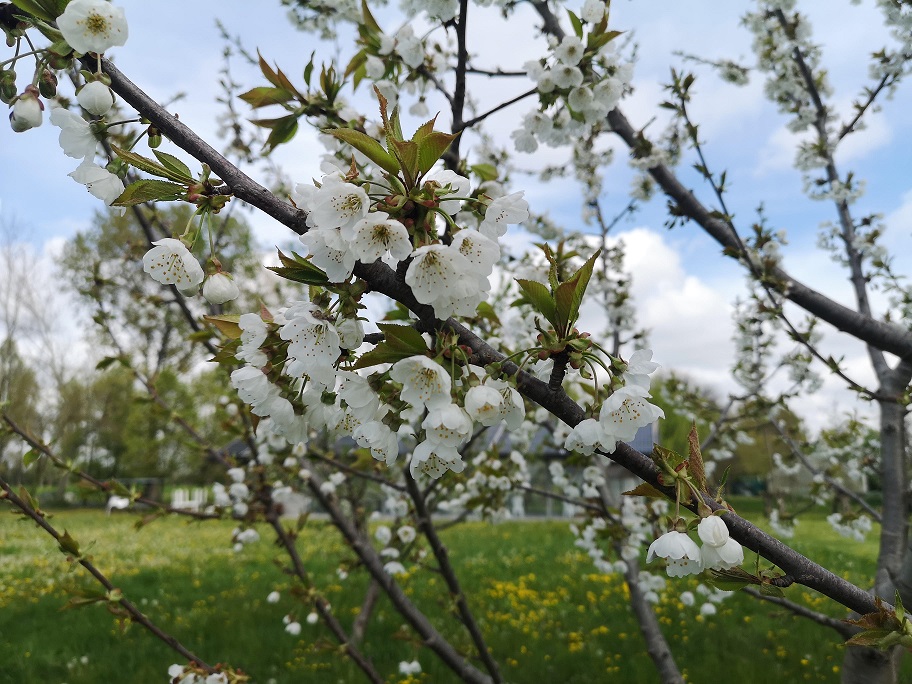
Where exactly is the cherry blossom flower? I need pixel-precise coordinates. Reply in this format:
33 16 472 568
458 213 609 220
622 348 660 389
50 107 96 159
347 212 412 264
599 384 665 445
285 621 302 636
464 385 504 426
77 81 115 116
581 0 606 23
9 88 42 132
236 313 268 367
307 176 370 232
399 660 422 676
299 227 356 282
425 169 471 215
564 418 604 455
646 531 702 577
397 525 416 543
390 356 452 410
405 244 476 317
336 317 364 350
554 36 586 65
202 272 239 304
698 516 744 570
451 229 500 277
422 404 472 447
57 0 128 55
279 301 341 388
142 238 204 291
479 191 529 239
267 591 280 603
354 421 399 465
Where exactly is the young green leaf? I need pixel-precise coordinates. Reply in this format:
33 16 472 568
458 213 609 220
204 314 243 340
515 278 559 330
151 151 194 183
327 128 400 175
111 180 186 207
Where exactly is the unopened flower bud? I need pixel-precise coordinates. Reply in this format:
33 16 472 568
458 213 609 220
202 272 240 305
38 69 58 98
77 80 115 116
9 86 43 132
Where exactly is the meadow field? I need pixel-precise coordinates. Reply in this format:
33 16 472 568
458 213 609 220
0 499 895 683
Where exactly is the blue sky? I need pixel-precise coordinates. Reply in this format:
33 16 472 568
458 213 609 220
2 0 910 430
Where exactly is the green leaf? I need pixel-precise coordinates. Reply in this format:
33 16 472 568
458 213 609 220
567 9 583 38
554 250 600 333
377 323 429 354
474 301 501 326
389 139 419 187
417 131 459 175
361 0 382 34
514 278 558 329
57 529 81 557
303 52 316 86
263 115 299 153
344 50 368 80
22 449 40 468
95 356 123 370
239 86 293 109
111 145 171 178
589 29 623 53
208 339 241 364
411 115 438 144
353 346 417 369
204 315 243 340
10 0 65 22
257 50 283 88
353 323 428 369
687 423 708 492
706 577 753 592
62 594 107 611
759 584 785 598
111 180 186 207
267 263 330 286
845 630 894 648
152 151 193 183
621 482 666 498
470 163 499 182
327 128 400 175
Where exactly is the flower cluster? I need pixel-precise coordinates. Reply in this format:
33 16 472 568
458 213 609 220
646 516 744 577
563 349 664 456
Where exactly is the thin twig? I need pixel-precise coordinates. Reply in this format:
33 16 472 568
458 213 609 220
405 474 503 683
0 476 216 672
267 515 383 684
743 587 855 638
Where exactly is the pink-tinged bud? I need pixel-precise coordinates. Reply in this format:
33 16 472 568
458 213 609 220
9 86 43 132
202 272 240 305
77 80 115 116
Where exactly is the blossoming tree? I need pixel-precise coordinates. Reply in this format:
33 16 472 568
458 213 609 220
2 0 912 683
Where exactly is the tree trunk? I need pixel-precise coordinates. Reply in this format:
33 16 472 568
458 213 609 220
623 556 684 684
841 382 908 684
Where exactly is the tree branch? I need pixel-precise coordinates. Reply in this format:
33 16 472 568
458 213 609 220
0 476 216 672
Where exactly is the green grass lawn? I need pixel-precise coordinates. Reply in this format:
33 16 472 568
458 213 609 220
0 499 897 683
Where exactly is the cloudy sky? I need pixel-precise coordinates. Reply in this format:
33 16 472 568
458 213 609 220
1 0 910 432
